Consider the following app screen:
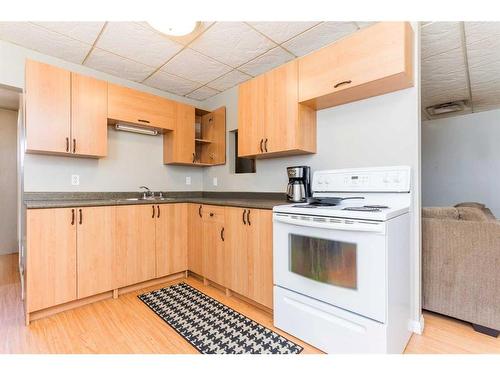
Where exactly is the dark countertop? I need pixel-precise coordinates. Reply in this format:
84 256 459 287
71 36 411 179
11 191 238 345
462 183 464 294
24 192 289 210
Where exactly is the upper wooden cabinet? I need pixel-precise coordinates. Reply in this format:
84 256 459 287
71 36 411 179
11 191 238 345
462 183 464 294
164 105 226 166
107 83 175 130
238 60 317 159
298 22 414 110
25 60 108 158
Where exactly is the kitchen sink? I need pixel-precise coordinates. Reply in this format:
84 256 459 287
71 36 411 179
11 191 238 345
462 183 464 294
120 197 176 202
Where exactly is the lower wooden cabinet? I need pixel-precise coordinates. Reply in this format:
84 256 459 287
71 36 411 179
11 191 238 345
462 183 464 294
77 206 116 299
26 208 77 312
202 205 226 286
188 204 204 275
224 207 273 308
114 204 156 288
156 203 188 277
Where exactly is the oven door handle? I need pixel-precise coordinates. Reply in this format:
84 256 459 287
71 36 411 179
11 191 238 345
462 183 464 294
273 215 386 233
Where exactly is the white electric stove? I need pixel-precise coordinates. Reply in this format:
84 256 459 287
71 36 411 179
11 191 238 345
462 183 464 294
273 166 413 354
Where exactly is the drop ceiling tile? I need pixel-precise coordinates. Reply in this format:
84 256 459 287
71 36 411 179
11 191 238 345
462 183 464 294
97 22 183 67
239 47 294 76
186 86 219 101
466 36 500 70
0 22 91 63
190 22 276 67
32 22 105 44
161 48 231 84
248 22 320 44
464 22 500 45
421 22 462 59
144 70 201 96
282 22 358 57
207 69 251 91
421 47 469 108
84 48 155 82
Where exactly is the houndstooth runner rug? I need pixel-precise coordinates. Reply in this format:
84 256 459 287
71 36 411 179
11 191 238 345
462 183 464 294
138 282 303 354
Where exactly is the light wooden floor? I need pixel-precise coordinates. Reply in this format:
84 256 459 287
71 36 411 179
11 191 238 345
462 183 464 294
1 253 498 354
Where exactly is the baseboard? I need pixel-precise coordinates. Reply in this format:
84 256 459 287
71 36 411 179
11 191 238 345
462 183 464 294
409 314 425 334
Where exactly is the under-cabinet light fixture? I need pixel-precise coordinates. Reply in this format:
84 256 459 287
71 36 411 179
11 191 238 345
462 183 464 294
115 123 158 136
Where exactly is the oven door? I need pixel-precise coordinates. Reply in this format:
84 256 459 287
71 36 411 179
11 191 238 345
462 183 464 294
273 213 387 323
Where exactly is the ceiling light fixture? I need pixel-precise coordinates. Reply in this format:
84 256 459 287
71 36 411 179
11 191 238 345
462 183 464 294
426 101 467 117
147 21 199 36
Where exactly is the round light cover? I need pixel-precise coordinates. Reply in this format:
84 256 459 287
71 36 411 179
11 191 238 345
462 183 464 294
147 21 199 36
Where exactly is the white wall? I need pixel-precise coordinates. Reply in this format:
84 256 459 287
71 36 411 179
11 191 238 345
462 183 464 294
0 108 18 254
0 40 205 192
422 109 500 217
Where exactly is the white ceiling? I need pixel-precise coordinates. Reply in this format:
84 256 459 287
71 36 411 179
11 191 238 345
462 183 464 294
421 22 500 119
0 21 373 101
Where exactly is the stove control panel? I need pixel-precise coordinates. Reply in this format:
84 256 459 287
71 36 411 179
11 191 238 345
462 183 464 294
312 166 411 192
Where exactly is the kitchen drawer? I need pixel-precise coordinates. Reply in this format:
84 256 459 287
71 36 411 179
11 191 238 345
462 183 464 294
201 205 225 224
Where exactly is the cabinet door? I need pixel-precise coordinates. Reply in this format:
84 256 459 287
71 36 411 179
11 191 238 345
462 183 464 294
71 73 108 157
200 107 226 165
156 203 188 277
163 102 196 164
202 205 225 286
114 204 156 288
224 207 252 297
25 60 71 154
263 61 299 154
248 209 273 308
108 83 175 130
237 75 265 157
298 22 413 110
77 206 115 299
188 204 204 275
26 208 76 312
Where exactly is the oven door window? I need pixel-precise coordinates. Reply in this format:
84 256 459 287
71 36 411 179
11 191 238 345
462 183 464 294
289 234 357 289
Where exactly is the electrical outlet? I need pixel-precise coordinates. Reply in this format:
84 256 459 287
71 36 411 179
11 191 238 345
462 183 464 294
185 176 191 185
71 174 80 186
213 177 218 186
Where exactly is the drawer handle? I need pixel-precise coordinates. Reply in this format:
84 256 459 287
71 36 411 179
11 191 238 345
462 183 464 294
242 209 247 225
247 210 251 226
138 119 150 124
65 137 69 152
264 138 268 153
220 227 225 241
209 212 214 217
334 80 352 88
71 209 75 225
259 138 264 153
198 205 202 218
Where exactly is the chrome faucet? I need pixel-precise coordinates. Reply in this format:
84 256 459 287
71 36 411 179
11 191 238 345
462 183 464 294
139 186 154 199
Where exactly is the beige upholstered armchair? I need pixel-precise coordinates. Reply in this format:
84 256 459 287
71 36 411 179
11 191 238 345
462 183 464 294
422 202 500 337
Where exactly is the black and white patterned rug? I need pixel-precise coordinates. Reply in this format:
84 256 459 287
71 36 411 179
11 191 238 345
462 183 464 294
138 282 303 354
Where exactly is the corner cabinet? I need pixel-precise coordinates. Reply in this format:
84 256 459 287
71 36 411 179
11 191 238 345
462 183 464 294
298 22 414 110
238 60 317 159
164 105 226 166
25 60 108 158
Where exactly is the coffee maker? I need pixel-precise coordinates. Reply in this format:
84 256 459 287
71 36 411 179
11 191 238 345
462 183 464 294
286 166 311 202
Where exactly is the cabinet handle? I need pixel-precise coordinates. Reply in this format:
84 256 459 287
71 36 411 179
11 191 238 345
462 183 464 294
259 138 264 153
71 209 75 225
192 153 196 163
220 227 225 241
65 137 69 152
334 80 352 88
157 205 160 218
72 139 76 154
152 205 155 218
209 212 214 217
247 210 251 226
242 209 247 225
138 119 150 124
209 117 213 123
79 209 82 225
198 205 202 218
264 138 268 153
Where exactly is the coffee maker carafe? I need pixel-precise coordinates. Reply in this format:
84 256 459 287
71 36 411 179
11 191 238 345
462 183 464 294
286 166 311 202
